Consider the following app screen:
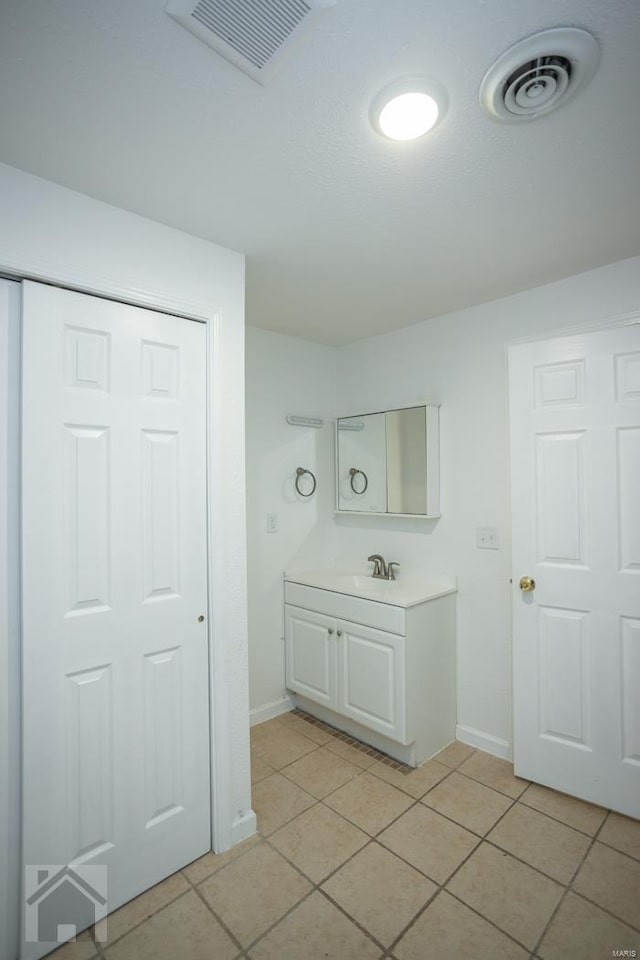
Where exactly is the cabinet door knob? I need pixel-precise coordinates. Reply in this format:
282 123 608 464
328 627 334 635
336 629 343 637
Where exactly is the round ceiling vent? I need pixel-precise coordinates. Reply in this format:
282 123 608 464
479 27 600 122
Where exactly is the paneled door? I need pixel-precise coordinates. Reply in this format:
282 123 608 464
338 621 406 744
285 605 337 709
21 281 210 957
510 322 640 818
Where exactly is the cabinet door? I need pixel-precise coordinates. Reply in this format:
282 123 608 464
337 621 407 743
285 605 337 709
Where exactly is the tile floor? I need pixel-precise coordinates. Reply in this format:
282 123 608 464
52 712 640 960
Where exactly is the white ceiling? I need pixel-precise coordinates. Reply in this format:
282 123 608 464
1 0 639 345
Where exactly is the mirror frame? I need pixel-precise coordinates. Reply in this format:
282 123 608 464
334 402 440 518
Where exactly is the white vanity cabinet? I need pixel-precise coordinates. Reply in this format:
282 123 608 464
285 606 406 743
284 575 456 766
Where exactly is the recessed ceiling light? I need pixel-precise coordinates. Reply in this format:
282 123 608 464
371 78 446 141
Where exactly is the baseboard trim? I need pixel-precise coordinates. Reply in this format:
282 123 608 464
456 724 512 760
229 809 257 847
249 695 294 727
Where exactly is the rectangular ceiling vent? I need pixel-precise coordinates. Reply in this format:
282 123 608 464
166 0 336 85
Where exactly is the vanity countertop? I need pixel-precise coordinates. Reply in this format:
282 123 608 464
283 568 457 608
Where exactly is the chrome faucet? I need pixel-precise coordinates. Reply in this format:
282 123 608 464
367 554 400 581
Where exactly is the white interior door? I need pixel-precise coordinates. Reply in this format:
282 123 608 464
22 281 211 957
510 322 640 818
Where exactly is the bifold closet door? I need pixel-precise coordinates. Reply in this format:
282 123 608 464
22 281 211 956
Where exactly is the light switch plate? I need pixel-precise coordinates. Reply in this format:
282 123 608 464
476 526 499 549
266 512 278 533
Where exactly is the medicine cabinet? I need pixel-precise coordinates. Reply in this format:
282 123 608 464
335 403 440 518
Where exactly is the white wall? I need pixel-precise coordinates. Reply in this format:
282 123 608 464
336 254 640 755
0 161 252 960
246 327 337 721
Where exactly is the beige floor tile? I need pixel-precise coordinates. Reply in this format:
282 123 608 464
250 717 283 743
378 804 479 883
458 751 529 799
280 746 361 798
573 841 640 929
182 835 261 885
251 754 276 784
104 891 238 960
394 890 529 960
98 871 189 944
447 842 563 950
200 843 311 945
519 782 607 836
252 772 316 835
48 929 96 960
369 759 449 798
488 803 591 883
324 737 379 769
599 811 640 861
277 713 335 745
538 892 640 960
251 721 318 769
421 771 513 835
248 891 382 960
269 803 368 883
323 771 413 835
322 842 437 947
432 740 475 768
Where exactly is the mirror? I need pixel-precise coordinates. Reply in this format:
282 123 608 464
336 404 439 517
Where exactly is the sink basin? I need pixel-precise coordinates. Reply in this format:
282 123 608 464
332 574 377 591
283 568 457 608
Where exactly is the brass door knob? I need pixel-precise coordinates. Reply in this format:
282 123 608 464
519 576 536 592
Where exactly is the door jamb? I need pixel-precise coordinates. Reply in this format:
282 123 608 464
0 280 21 960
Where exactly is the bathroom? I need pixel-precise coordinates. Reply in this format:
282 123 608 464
1 1 640 958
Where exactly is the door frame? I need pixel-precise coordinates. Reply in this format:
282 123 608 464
0 280 21 960
507 309 640 772
0 247 254 960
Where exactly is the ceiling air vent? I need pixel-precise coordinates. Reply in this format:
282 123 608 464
166 0 336 84
479 28 600 122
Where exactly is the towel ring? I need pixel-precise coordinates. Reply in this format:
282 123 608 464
349 467 368 495
295 467 317 498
